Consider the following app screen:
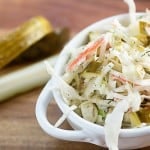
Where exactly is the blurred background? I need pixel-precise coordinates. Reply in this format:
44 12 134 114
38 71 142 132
0 0 148 33
0 0 149 150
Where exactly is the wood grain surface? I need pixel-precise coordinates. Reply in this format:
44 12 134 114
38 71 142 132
0 0 150 149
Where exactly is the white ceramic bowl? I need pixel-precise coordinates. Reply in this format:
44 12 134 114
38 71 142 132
36 13 150 149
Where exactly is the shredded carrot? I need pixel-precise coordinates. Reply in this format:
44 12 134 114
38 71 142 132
111 74 139 86
67 37 105 71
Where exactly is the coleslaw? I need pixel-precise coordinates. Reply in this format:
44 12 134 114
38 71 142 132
46 0 150 150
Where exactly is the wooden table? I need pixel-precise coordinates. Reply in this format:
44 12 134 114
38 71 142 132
0 0 150 149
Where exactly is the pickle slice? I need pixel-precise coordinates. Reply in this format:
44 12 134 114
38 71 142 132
137 107 150 123
0 16 53 69
129 112 141 127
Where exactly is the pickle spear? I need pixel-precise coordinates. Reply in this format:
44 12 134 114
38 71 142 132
0 16 53 69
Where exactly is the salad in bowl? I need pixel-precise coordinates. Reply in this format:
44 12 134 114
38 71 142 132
36 0 150 149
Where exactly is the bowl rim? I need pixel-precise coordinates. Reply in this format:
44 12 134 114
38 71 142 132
52 12 150 138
